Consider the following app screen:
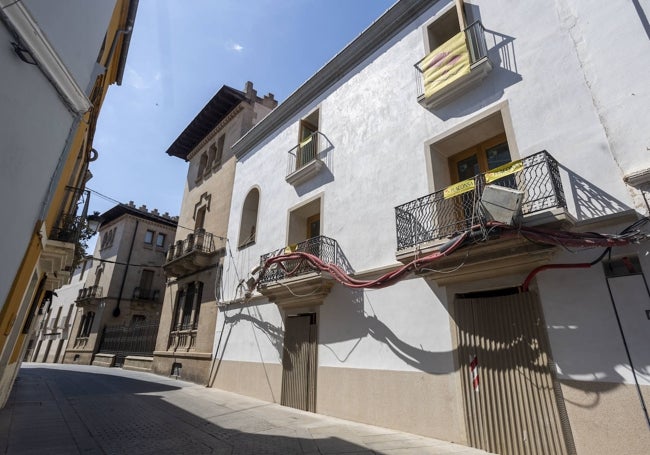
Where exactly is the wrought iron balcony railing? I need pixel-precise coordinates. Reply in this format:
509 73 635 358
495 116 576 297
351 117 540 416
76 285 103 302
50 213 79 243
414 20 490 103
395 151 566 250
132 287 160 302
165 229 218 263
286 131 330 177
259 235 353 284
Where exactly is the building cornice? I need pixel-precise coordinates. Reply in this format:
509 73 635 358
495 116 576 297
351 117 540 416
187 103 245 161
0 0 92 114
232 0 439 159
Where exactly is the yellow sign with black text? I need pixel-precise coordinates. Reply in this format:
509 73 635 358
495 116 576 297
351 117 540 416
484 160 523 183
443 179 475 199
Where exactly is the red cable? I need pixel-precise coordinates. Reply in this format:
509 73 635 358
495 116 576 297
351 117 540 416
520 263 592 292
259 222 636 291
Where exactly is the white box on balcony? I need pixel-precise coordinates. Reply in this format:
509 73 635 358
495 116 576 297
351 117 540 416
480 185 524 225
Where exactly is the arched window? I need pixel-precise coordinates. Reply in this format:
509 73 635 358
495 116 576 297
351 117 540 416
238 188 259 247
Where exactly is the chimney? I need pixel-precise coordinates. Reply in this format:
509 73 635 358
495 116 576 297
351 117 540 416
244 81 257 102
152 208 159 216
139 205 147 212
263 93 277 109
128 201 135 208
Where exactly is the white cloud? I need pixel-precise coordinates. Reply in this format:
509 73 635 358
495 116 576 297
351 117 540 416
125 66 149 90
226 42 244 52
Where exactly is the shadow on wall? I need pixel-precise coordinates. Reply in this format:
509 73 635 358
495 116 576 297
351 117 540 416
559 164 631 220
432 28 522 121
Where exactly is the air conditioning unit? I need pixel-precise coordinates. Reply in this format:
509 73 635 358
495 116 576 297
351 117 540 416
480 185 524 225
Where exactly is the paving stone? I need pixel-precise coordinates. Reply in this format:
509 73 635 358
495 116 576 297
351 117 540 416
0 364 491 455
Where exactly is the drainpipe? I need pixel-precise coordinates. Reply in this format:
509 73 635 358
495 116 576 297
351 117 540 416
113 219 138 317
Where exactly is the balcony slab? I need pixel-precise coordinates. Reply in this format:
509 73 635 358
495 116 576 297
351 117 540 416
258 272 335 308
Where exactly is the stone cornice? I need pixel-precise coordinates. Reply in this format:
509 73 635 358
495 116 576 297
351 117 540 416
232 0 439 159
187 103 246 161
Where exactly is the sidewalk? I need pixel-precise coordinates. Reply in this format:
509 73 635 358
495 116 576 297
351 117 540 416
0 363 490 454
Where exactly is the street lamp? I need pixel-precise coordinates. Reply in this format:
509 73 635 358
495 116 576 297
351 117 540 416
86 211 103 235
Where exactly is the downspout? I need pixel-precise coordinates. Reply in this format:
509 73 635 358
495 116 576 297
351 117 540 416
113 219 138 317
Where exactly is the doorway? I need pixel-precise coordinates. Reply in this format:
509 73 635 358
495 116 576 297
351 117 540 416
454 291 573 455
281 313 317 412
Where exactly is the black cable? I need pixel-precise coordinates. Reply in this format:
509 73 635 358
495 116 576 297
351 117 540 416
604 276 650 429
86 187 227 240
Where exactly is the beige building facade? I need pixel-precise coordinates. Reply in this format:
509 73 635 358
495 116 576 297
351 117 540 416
64 203 177 367
152 82 277 384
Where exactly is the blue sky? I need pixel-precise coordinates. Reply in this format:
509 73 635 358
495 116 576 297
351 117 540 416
89 0 396 220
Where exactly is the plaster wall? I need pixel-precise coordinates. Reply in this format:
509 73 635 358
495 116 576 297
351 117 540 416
214 300 284 365
538 242 650 388
551 0 650 177
22 0 118 94
224 0 642 307
0 23 75 312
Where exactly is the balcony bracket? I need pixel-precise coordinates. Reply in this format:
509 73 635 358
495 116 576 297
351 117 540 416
258 272 335 309
397 236 556 286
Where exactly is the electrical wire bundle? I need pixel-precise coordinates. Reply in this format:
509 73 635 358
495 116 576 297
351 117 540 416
256 218 650 291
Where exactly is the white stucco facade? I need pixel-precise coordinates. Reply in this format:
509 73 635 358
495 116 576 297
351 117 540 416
211 1 650 453
0 0 118 314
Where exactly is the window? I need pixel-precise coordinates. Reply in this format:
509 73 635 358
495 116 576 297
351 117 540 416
426 4 464 52
214 135 225 168
427 110 514 237
196 153 208 182
288 196 321 245
238 188 260 247
297 110 319 170
449 134 511 184
156 233 166 248
205 144 216 175
139 269 154 291
171 282 203 331
144 229 154 245
77 311 95 338
195 206 206 231
100 228 115 250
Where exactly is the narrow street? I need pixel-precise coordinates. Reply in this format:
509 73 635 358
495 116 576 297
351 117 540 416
0 364 488 455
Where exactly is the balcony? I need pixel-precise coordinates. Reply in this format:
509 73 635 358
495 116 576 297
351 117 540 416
415 21 492 109
285 131 331 186
164 229 224 277
258 235 353 307
132 287 160 302
76 285 103 304
395 152 568 282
